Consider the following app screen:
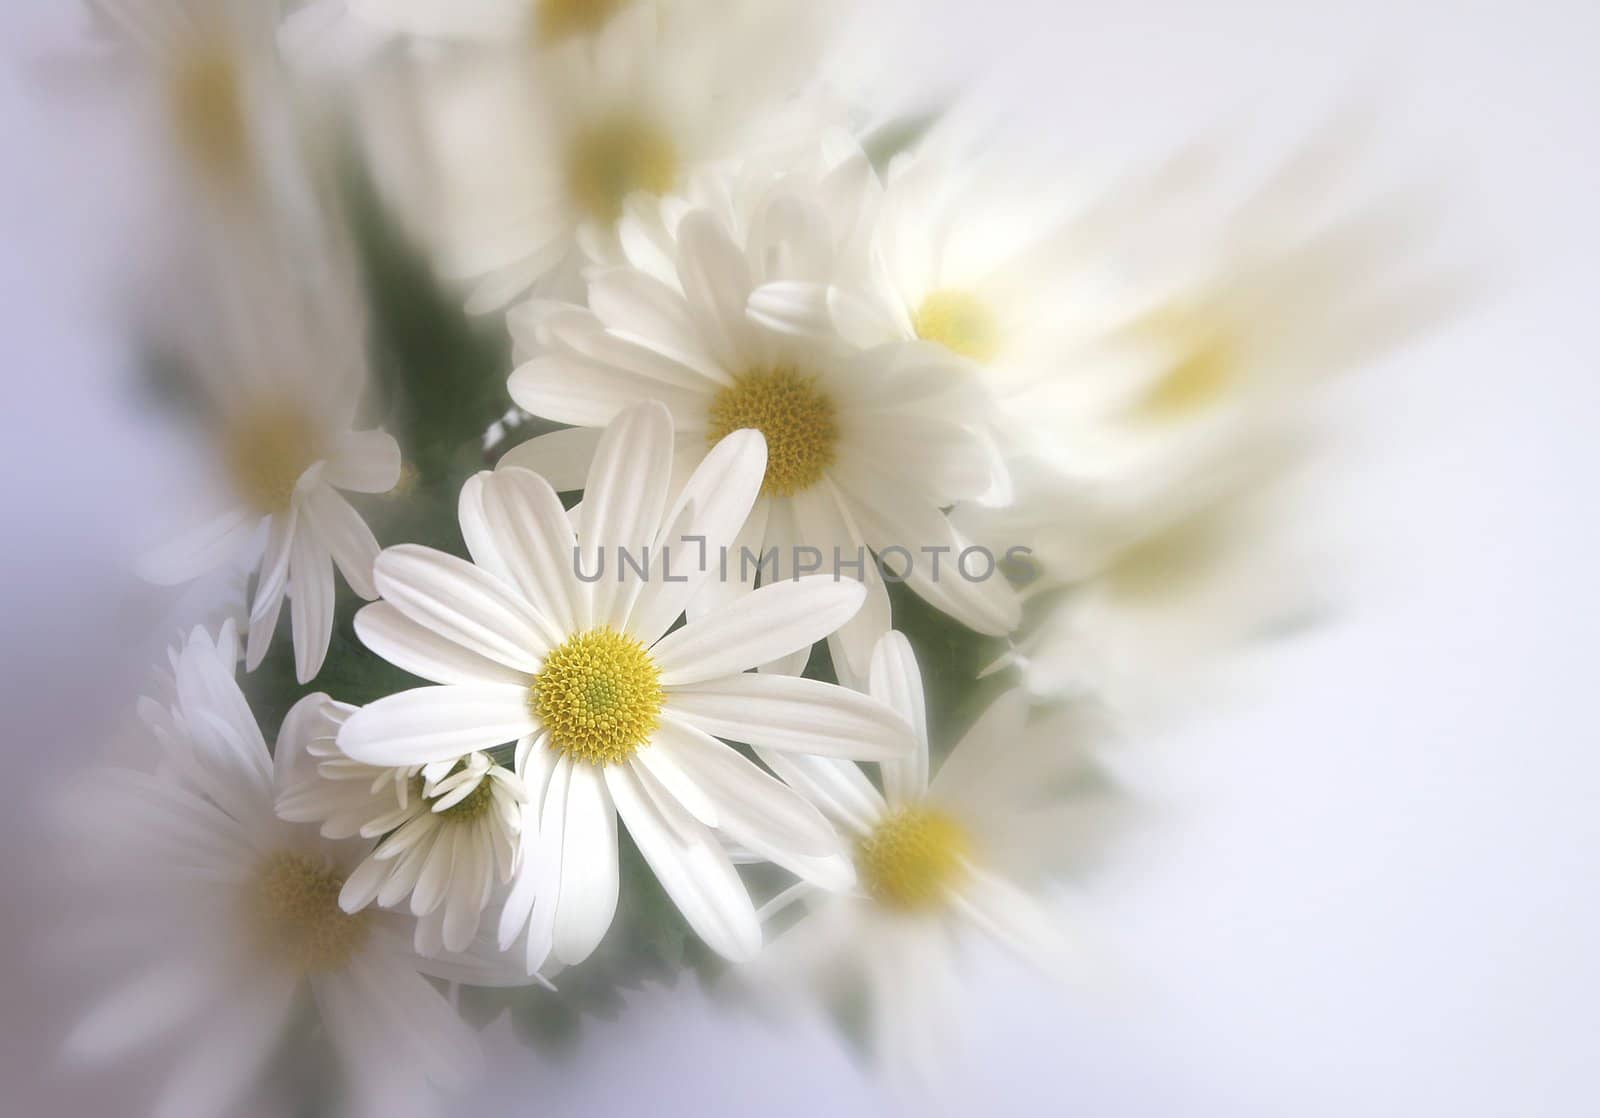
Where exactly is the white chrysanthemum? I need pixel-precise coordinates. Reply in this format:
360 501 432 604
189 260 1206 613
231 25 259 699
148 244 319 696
62 623 529 1118
357 0 843 309
85 0 307 204
748 631 1113 1090
276 701 529 956
504 150 1019 684
945 120 1454 702
337 402 916 971
136 234 402 684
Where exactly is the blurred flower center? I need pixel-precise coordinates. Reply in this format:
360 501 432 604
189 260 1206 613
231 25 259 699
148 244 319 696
224 406 322 514
245 851 370 974
536 0 628 43
1134 309 1240 419
856 806 971 910
707 367 839 498
534 627 664 765
913 289 1000 363
169 44 250 182
566 115 679 225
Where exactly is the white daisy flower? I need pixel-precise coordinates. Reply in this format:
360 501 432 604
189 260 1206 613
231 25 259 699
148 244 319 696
504 156 1019 684
336 402 916 972
948 119 1455 702
136 233 402 684
275 700 529 956
356 0 843 309
63 623 528 1118
85 0 309 207
749 631 1110 1089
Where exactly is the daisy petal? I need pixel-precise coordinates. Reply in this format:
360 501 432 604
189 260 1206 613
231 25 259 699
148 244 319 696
552 764 619 966
496 426 603 492
327 429 402 493
353 602 530 687
606 763 761 962
375 544 551 672
652 576 865 686
666 673 914 761
302 487 380 600
578 402 672 630
869 632 930 805
337 685 536 767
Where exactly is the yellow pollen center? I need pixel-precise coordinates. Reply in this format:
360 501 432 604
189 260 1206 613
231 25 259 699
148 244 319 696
170 44 250 182
414 773 497 822
706 366 839 498
536 0 628 42
533 628 663 765
1134 309 1240 419
566 115 679 225
245 852 370 974
913 289 1001 363
856 807 971 911
224 405 322 514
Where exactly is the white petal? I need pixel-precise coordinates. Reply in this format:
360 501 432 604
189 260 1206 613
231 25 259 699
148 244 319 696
508 353 710 432
655 716 845 863
337 684 536 767
606 763 761 962
303 486 381 600
375 544 552 672
577 402 673 630
869 632 931 805
626 429 768 644
755 748 885 836
496 426 603 492
327 428 402 493
353 602 530 687
470 469 580 639
551 763 619 965
289 525 336 684
651 576 865 686
675 210 756 371
587 266 730 384
949 865 1078 982
137 506 256 586
666 673 914 761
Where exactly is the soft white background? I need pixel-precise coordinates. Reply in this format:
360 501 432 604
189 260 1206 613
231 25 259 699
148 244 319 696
2 1 1596 1115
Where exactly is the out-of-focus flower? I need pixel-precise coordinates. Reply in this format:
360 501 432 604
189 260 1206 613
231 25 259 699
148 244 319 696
276 701 529 956
334 403 914 972
504 146 1019 683
136 233 402 684
61 623 530 1118
85 0 313 217
747 632 1113 1090
353 0 844 309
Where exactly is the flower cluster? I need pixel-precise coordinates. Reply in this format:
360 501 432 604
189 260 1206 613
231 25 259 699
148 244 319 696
63 0 1448 1113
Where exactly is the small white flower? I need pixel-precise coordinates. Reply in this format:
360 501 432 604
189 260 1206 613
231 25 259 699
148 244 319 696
504 150 1019 684
63 623 529 1118
337 402 917 972
749 631 1112 1090
356 0 845 309
276 702 529 956
136 235 401 684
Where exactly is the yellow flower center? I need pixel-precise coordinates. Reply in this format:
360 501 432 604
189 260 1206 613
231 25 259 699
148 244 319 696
533 628 663 765
706 367 839 498
413 772 498 822
536 0 628 42
169 43 250 183
224 405 322 514
913 289 1001 363
855 807 971 911
1134 308 1239 419
245 852 370 974
566 115 679 225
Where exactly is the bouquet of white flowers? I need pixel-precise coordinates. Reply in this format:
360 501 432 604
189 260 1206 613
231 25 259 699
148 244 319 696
53 1 1453 1115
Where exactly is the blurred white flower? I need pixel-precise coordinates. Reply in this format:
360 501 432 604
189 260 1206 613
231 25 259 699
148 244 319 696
335 403 914 972
354 0 844 309
62 623 529 1118
504 147 1019 683
747 632 1114 1090
136 232 401 684
276 701 529 956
